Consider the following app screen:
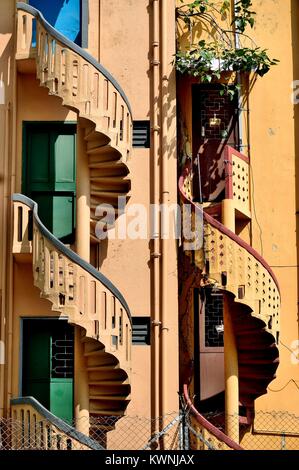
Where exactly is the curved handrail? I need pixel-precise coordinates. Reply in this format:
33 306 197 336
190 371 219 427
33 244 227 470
12 193 132 323
178 160 280 293
16 2 132 117
183 363 243 451
11 397 103 450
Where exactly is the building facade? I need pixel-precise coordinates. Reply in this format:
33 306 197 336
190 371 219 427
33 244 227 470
0 0 298 450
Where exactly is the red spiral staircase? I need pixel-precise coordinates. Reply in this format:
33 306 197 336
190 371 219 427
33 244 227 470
178 148 280 449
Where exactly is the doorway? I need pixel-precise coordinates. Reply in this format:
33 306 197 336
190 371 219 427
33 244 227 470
22 319 74 423
192 84 239 202
23 122 76 244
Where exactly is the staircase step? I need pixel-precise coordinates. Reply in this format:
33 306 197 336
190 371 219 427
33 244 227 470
88 381 129 386
84 350 107 357
84 133 109 147
89 410 125 416
87 365 120 372
239 370 276 380
239 357 279 365
236 329 262 337
90 191 130 201
89 395 129 401
238 340 276 350
87 145 119 157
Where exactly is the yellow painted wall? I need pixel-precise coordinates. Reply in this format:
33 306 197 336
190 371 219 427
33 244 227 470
0 0 179 434
177 0 299 445
3 0 298 448
248 0 299 417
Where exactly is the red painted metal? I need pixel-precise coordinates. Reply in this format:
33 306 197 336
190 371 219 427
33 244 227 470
183 363 243 450
178 160 280 293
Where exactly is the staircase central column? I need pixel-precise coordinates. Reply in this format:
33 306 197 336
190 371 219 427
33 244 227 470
223 294 239 443
74 122 90 434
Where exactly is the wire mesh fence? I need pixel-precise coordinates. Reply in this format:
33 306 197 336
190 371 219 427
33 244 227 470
0 412 185 451
1 409 299 450
241 410 299 450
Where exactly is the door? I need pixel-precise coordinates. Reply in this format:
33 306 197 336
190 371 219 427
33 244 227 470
22 319 74 423
23 123 76 244
192 85 239 202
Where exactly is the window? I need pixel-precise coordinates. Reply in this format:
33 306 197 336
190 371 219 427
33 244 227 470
29 0 88 47
132 317 151 345
133 121 151 148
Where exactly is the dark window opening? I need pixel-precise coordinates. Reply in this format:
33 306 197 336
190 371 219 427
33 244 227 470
192 84 239 203
132 317 151 345
133 121 151 148
204 288 224 348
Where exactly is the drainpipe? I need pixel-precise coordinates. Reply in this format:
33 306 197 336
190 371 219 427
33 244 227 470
0 102 10 417
6 49 18 415
160 0 171 423
151 0 161 427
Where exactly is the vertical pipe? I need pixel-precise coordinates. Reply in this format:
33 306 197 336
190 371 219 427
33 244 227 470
74 123 90 431
0 103 10 417
160 0 169 423
6 49 18 415
151 0 160 427
223 294 239 443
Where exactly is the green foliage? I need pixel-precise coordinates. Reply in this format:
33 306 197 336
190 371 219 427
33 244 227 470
233 0 256 33
175 0 279 98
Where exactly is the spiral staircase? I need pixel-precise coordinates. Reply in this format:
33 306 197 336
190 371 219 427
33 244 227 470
12 3 133 443
179 147 280 449
16 2 132 241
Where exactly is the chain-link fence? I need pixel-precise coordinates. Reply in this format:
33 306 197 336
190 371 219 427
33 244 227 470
0 412 187 451
241 410 299 450
1 409 299 450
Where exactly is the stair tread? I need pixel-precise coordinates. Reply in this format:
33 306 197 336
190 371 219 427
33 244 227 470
89 395 129 401
89 410 125 416
84 349 107 357
90 190 130 197
87 365 120 371
88 381 129 386
87 146 118 156
88 162 124 169
239 358 279 365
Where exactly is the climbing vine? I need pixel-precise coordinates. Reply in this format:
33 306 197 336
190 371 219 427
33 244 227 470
175 0 279 98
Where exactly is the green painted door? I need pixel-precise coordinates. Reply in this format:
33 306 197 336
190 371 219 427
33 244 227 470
22 320 74 423
23 123 76 244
